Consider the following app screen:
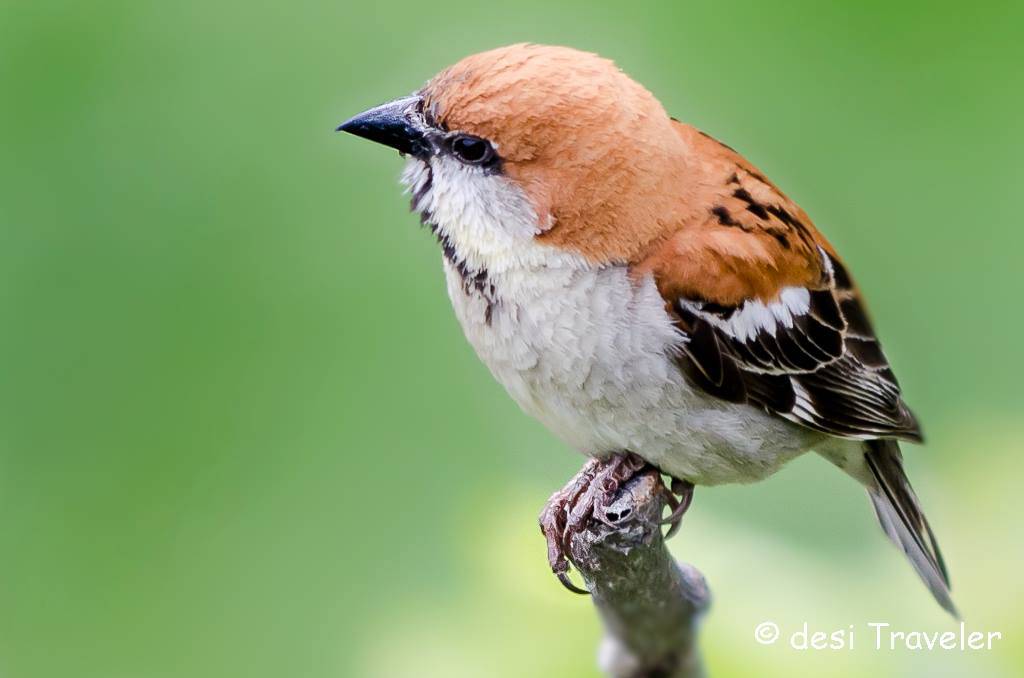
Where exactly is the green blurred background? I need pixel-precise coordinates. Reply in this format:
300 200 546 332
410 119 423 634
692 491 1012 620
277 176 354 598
2 1 1021 676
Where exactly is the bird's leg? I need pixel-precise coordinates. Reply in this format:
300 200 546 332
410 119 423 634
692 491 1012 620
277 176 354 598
539 452 649 594
539 458 600 593
661 476 695 540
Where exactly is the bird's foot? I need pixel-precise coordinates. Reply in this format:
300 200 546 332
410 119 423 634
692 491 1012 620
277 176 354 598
538 452 649 594
660 476 696 539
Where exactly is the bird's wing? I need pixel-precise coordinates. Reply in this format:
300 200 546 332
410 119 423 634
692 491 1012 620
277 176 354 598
631 127 921 442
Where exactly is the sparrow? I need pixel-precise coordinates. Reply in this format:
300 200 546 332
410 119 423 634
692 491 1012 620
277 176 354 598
337 44 956 617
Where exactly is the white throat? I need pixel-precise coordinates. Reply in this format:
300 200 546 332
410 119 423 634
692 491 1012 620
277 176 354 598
402 156 592 298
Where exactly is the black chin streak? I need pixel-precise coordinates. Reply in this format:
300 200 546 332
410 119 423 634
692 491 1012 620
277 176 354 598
410 165 498 325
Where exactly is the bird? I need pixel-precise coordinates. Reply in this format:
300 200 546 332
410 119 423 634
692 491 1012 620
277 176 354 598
337 43 956 617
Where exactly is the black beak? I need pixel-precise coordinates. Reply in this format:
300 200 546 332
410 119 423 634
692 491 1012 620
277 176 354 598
336 95 429 157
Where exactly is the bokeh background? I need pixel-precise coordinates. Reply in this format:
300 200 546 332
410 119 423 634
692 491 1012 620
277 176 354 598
2 1 1022 676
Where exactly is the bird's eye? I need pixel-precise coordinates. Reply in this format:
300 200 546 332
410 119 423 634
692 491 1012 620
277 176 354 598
449 135 494 165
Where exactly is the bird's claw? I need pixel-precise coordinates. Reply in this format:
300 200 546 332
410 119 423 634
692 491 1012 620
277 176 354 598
660 476 695 539
540 454 696 593
538 453 648 594
556 570 590 595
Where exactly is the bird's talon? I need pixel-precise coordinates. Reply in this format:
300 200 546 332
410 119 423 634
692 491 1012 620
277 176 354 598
557 570 590 595
538 452 650 593
659 477 695 540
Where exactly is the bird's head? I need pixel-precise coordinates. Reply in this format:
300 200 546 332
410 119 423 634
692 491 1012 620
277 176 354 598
339 44 697 271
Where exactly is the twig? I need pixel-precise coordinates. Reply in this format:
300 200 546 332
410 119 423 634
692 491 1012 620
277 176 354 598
565 468 711 678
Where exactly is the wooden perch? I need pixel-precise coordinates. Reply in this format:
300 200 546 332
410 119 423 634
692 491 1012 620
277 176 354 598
564 468 711 678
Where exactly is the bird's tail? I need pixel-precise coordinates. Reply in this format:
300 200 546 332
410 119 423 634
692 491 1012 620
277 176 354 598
863 439 958 618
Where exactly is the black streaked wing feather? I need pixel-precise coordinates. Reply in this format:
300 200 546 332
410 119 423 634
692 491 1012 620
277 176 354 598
671 253 922 442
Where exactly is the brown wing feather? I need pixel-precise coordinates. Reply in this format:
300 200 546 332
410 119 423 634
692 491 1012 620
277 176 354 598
634 127 922 442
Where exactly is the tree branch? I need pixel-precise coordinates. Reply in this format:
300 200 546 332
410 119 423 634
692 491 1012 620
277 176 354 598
565 468 711 678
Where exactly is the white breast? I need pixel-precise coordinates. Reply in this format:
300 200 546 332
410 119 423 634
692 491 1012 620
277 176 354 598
404 155 815 485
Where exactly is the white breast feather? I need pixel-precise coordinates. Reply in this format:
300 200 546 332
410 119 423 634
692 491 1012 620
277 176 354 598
401 156 819 485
